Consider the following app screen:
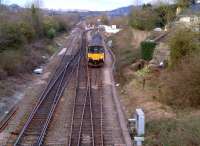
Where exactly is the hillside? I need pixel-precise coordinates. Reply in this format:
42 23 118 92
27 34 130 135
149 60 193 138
3 4 135 18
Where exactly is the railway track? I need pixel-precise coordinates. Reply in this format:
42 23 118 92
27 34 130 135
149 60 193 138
90 68 104 146
68 52 104 146
14 33 84 146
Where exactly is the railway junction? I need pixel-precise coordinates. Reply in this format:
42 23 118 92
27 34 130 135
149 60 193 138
3 24 132 146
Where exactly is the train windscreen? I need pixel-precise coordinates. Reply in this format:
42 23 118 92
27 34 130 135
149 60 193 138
88 46 104 53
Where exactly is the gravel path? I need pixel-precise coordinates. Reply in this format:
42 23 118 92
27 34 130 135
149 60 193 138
102 49 132 146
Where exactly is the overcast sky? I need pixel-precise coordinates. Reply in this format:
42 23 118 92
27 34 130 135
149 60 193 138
4 0 173 11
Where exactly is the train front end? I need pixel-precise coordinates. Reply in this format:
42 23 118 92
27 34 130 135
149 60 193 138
87 46 105 67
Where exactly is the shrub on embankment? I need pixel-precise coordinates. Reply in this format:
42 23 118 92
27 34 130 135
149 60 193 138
140 41 156 61
157 28 200 108
129 3 176 30
169 28 200 66
0 4 74 78
111 27 141 83
159 54 200 108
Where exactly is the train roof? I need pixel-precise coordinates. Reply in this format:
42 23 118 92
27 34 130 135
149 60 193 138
88 33 104 47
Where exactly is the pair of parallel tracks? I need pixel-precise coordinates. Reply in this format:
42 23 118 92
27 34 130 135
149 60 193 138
14 33 84 146
68 52 104 146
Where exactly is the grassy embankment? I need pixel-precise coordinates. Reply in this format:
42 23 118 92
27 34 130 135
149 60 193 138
111 27 149 84
112 21 200 146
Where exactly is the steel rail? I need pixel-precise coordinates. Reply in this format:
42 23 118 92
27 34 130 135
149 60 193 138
100 70 104 146
37 35 74 103
67 46 86 146
77 78 90 146
67 54 82 146
90 68 104 146
14 48 82 146
76 65 95 146
36 55 82 146
68 32 96 146
75 64 96 146
94 69 104 146
0 105 18 133
68 31 105 146
88 68 95 146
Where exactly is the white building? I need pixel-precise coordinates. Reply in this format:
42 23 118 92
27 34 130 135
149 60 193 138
99 25 121 34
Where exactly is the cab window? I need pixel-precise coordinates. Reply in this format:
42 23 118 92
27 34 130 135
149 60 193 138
88 46 104 53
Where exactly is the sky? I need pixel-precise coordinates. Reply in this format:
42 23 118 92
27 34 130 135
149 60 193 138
4 0 172 11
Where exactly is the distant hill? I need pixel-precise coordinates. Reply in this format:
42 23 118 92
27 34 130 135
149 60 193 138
8 4 22 12
107 5 134 17
78 5 134 18
3 4 135 18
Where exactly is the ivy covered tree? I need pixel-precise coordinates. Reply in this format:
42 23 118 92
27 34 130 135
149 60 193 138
129 8 159 30
101 15 109 25
155 4 177 27
176 0 195 8
142 3 152 9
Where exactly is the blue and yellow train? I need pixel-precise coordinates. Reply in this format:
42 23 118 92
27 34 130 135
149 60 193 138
87 33 105 67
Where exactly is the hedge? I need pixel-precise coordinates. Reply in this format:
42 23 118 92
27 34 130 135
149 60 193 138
141 41 156 61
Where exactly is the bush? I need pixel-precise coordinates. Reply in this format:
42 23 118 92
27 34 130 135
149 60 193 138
169 28 199 66
112 28 139 68
54 16 70 32
160 54 200 108
0 50 23 75
47 28 56 39
43 17 59 36
0 22 25 52
111 28 141 84
141 41 156 61
57 20 67 32
154 4 177 27
19 21 36 42
129 9 159 30
22 50 44 72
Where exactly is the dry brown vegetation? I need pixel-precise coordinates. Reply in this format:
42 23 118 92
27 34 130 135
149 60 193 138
169 28 200 66
111 27 139 84
159 54 200 108
112 14 200 146
111 26 149 84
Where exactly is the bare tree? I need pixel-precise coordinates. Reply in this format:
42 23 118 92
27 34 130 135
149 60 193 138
33 0 43 8
23 0 44 37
